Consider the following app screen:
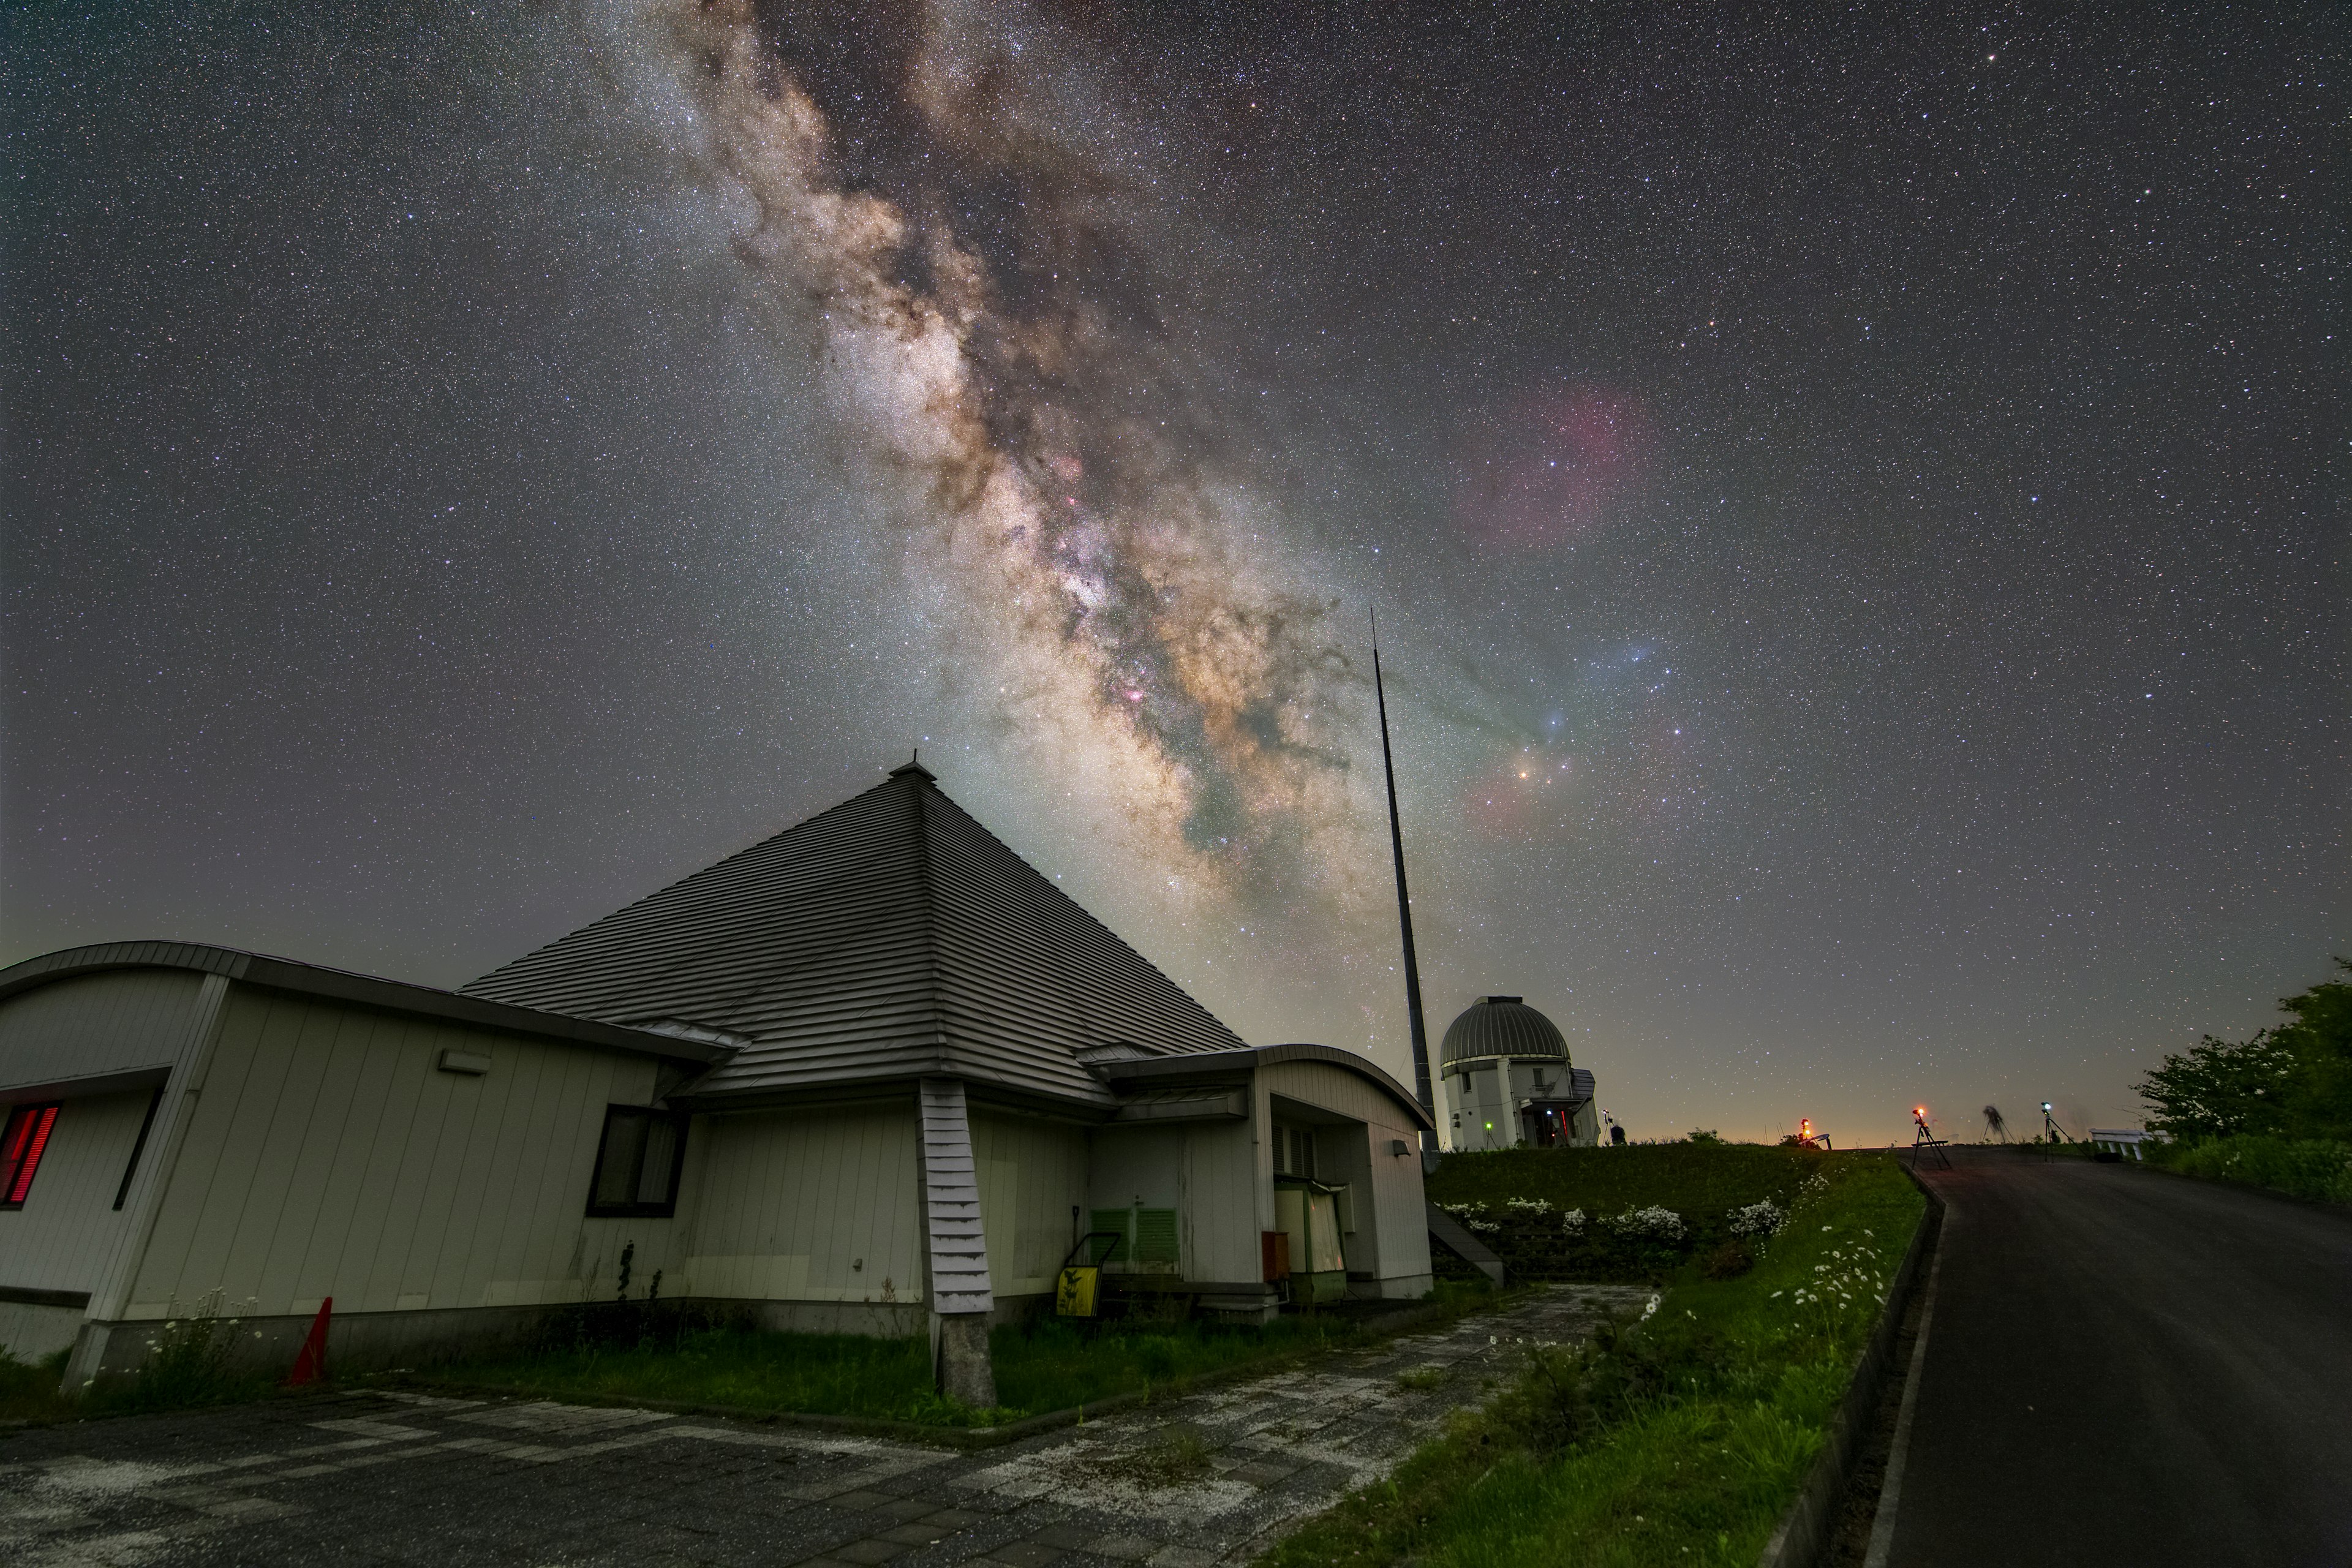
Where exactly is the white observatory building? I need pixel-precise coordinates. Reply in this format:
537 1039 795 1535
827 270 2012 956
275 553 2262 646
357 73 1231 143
1438 995 1598 1150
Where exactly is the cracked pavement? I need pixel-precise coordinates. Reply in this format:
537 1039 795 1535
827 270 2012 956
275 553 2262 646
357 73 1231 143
1 1285 1650 1567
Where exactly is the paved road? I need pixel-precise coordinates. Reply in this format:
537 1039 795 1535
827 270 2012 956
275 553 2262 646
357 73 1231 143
1 1284 1647 1567
1883 1148 2352 1567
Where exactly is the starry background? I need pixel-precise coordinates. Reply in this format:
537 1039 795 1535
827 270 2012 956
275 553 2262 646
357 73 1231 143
4 1 2342 1145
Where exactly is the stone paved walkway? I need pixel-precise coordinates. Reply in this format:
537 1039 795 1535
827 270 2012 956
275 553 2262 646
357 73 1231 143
1 1285 1650 1568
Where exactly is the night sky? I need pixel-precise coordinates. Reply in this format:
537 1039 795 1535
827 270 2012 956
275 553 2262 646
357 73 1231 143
5 2 2342 1145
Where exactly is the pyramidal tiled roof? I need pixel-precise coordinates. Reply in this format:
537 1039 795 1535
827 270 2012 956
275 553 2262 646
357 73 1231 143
460 764 1247 1107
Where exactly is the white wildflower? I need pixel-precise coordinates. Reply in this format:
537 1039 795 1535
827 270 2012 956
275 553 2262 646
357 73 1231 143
1611 1205 1687 1242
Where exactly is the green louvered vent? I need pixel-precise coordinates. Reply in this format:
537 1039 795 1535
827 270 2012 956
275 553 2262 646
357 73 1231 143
1134 1208 1180 1266
1090 1207 1180 1268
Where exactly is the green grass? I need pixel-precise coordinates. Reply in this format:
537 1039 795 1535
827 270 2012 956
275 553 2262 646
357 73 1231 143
0 1347 76 1424
413 1281 1502 1428
1262 1151 1925 1568
2146 1133 2352 1205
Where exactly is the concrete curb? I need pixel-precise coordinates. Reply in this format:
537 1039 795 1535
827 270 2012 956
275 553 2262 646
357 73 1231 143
367 1293 1488 1452
1754 1164 1946 1568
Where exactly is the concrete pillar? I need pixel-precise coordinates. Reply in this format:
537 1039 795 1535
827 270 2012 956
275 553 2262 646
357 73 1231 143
935 1312 996 1408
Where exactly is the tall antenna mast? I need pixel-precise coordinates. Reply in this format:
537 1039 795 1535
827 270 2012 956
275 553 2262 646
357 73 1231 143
1371 608 1435 1133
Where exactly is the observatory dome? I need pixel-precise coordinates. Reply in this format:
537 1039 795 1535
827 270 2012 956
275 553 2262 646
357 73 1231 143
1439 995 1568 1066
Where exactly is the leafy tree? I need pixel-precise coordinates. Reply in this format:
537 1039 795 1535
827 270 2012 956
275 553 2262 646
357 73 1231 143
2138 959 2352 1141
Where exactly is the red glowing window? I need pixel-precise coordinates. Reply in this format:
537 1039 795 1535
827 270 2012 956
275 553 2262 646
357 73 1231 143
1 1102 62 1208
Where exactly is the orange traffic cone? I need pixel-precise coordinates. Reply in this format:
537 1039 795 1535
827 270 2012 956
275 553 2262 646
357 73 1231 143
285 1297 333 1386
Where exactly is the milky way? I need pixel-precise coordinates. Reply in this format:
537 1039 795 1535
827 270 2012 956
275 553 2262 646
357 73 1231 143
622 0 1384 927
4 1 2341 1140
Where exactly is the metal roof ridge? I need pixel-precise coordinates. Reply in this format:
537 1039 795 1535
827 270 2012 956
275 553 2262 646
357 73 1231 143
908 770 950 1055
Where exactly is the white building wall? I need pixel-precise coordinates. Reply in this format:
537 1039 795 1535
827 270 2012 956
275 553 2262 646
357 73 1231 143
968 1110 1087 1298
0 970 207 1091
1088 1112 1262 1287
0 1089 154 1300
1 968 228 1340
1257 1059 1432 1292
1441 1057 1595 1149
126 986 675 1319
679 1099 924 1308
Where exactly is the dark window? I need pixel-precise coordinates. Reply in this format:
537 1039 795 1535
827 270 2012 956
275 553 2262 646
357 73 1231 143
586 1106 688 1218
2 1102 62 1208
114 1086 166 1211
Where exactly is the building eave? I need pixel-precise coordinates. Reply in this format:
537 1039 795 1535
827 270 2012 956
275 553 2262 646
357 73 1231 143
1100 1042 1436 1131
0 942 731 1066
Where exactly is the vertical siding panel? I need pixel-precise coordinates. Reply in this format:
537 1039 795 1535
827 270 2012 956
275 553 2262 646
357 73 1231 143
535 1042 603 1298
368 1017 456 1310
467 1033 548 1303
499 1035 571 1300
211 996 320 1311
135 991 279 1311
322 1009 415 1311
407 1023 486 1308
270 1003 380 1311
239 1000 348 1314
435 1026 519 1306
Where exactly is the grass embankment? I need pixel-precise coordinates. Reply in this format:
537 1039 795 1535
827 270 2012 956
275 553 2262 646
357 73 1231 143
412 1280 1499 1428
1267 1151 1924 1568
2144 1133 2352 1206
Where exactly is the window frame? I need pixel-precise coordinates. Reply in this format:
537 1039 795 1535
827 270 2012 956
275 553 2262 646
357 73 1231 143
584 1104 690 1219
2 1101 63 1210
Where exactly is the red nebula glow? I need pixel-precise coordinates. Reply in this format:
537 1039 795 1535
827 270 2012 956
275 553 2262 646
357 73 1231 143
1460 749 1578 838
1455 383 1653 548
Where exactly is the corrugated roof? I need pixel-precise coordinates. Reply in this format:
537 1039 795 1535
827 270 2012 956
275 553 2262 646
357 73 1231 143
461 765 1248 1109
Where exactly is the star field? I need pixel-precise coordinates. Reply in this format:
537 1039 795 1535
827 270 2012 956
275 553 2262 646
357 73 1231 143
3 1 2342 1143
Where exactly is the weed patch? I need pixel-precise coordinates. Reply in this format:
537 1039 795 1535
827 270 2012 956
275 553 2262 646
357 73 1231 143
0 1347 74 1424
418 1280 1505 1428
1263 1152 1923 1567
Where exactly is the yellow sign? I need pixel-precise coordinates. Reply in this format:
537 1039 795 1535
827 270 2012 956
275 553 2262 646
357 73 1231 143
1055 1265 1100 1317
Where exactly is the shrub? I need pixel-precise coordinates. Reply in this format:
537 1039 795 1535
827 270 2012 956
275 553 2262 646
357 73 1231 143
1608 1205 1687 1242
2149 1134 2352 1206
1702 1240 1756 1279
